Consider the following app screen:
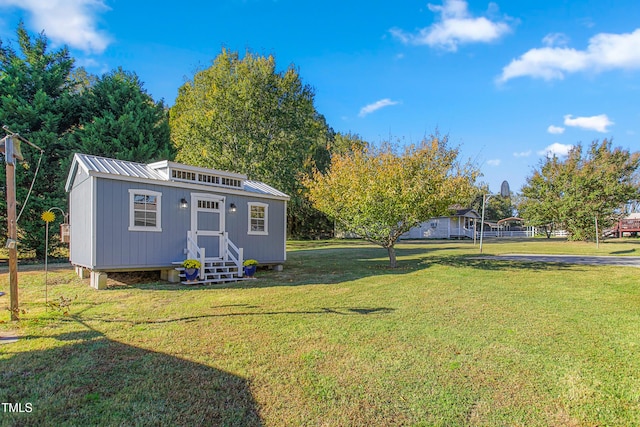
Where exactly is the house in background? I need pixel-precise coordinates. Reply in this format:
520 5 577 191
609 212 640 237
65 153 289 289
402 208 481 240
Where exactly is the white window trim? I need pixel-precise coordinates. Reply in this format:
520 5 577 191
248 202 268 235
128 189 162 232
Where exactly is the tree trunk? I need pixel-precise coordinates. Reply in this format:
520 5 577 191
387 245 397 268
545 224 553 238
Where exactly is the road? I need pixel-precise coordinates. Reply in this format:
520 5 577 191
475 254 640 268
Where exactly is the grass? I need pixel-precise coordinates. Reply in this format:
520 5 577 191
1 238 639 426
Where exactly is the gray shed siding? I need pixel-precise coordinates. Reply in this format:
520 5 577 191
94 179 190 269
68 168 93 268
224 194 286 264
91 178 286 270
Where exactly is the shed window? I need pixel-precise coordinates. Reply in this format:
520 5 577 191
198 200 219 210
248 202 268 235
129 189 162 232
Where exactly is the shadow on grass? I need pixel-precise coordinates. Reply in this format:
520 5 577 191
424 256 582 272
263 246 584 286
86 305 396 326
0 320 263 426
108 246 440 291
610 249 638 255
101 241 600 291
106 244 588 292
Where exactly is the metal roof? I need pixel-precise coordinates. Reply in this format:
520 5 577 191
74 153 166 181
244 180 290 198
68 153 290 199
453 208 480 218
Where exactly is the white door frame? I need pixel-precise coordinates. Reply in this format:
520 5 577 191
190 193 225 260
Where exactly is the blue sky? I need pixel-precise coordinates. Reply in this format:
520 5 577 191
1 0 639 193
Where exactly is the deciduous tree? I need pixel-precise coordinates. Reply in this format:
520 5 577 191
517 155 565 238
304 134 478 267
470 190 514 221
169 49 332 237
518 140 640 240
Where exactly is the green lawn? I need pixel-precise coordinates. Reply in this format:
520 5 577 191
1 239 639 426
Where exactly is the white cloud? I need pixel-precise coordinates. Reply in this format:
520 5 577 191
499 28 640 82
486 159 501 166
390 0 511 52
358 98 399 117
547 125 565 134
75 57 100 68
578 18 595 29
537 143 574 157
0 0 111 53
563 114 613 133
513 150 531 158
542 32 570 47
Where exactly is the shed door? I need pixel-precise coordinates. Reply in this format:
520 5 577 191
191 194 225 259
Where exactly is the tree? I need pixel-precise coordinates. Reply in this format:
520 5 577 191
69 66 98 94
169 49 332 237
518 140 640 240
72 68 173 163
304 134 478 267
1 25 173 258
330 131 368 156
518 155 566 238
287 131 369 238
470 190 514 221
0 23 82 258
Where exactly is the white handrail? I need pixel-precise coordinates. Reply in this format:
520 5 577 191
187 231 244 280
186 231 206 280
224 232 244 277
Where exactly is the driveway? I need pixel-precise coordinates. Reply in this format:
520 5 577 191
474 254 640 268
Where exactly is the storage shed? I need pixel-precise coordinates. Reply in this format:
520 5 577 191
65 153 289 288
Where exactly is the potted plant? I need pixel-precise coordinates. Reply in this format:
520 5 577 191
243 259 258 278
182 259 201 282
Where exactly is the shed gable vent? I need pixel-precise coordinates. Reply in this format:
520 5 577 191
172 170 196 181
170 167 244 189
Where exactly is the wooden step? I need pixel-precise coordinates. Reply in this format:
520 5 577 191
181 277 251 285
174 258 244 285
177 272 239 278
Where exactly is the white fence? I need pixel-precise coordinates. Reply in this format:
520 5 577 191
479 229 535 238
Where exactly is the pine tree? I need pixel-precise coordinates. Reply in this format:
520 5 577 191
73 68 173 163
0 23 82 258
0 26 173 258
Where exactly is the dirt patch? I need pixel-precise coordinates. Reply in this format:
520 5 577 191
106 271 163 287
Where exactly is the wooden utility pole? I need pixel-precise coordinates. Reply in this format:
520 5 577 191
3 135 19 320
2 128 43 321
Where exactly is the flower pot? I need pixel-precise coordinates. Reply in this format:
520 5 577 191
184 268 199 281
243 265 257 278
